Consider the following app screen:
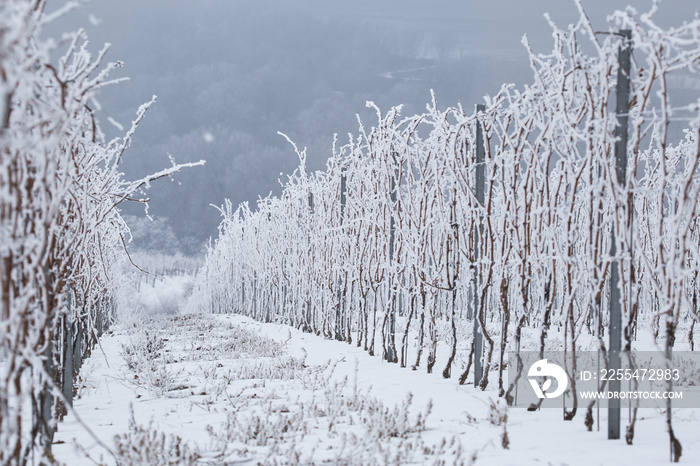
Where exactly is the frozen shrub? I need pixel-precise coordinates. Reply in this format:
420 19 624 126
114 411 200 466
120 329 175 396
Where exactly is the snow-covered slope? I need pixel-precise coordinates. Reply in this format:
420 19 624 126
53 313 699 465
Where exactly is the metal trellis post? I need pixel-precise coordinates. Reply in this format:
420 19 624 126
608 29 631 441
474 104 485 387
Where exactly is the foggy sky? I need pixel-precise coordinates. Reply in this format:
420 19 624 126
49 0 700 254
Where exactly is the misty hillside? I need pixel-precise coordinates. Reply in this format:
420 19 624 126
48 0 699 251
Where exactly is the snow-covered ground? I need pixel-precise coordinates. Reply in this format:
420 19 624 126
52 312 700 465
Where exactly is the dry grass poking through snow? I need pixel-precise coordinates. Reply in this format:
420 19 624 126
112 313 469 465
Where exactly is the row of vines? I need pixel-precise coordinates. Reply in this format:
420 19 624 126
193 2 699 458
0 2 202 464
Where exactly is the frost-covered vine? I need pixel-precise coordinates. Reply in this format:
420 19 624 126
193 2 699 459
0 2 203 463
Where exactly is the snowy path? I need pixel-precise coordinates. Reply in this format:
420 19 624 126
53 313 700 465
